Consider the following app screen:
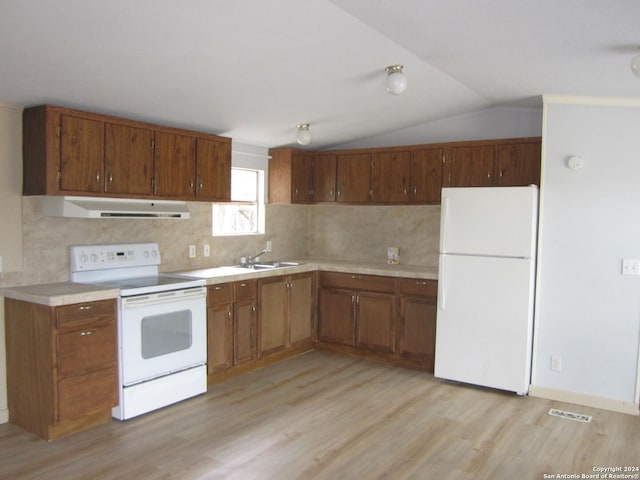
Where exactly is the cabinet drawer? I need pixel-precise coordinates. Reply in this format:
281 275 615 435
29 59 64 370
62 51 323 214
208 283 232 306
57 321 117 377
56 300 116 330
319 271 396 293
234 279 257 301
57 366 118 421
398 278 438 297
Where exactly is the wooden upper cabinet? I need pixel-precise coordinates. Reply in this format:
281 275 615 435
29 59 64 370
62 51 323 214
445 145 496 187
59 114 105 194
153 131 196 199
371 151 410 203
196 137 231 201
268 148 313 204
313 153 337 202
104 123 154 196
410 148 443 203
496 142 541 187
22 104 231 200
336 152 371 203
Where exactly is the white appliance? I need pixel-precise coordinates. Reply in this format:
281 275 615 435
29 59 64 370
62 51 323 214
435 186 538 395
70 243 207 420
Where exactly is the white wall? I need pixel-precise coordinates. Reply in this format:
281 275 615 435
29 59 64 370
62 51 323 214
532 96 640 414
0 104 22 424
329 106 542 149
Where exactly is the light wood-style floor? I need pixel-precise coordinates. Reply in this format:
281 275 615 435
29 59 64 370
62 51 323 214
1 351 638 480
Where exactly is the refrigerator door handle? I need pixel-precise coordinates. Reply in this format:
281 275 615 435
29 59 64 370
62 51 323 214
438 255 446 310
441 194 449 250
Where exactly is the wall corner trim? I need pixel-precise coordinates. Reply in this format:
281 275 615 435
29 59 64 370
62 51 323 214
542 94 640 108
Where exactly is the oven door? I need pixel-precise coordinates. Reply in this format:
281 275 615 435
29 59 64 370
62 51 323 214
119 286 206 386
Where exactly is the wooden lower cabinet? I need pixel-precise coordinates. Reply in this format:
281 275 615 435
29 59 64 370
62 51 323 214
258 272 316 357
4 298 118 440
207 284 233 374
233 280 257 365
318 272 437 371
398 279 438 371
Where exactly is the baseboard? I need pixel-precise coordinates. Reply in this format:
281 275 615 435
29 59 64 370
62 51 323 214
0 408 8 424
529 385 639 416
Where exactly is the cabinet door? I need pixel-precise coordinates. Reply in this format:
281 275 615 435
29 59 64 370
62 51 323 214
318 288 356 345
371 151 410 203
234 299 256 365
356 291 396 352
496 142 541 187
445 145 495 187
196 137 231 201
398 295 437 369
336 153 371 203
313 153 337 202
59 114 104 193
258 277 288 356
291 150 314 203
57 366 118 421
104 123 154 195
289 273 314 344
207 303 233 374
154 131 196 198
410 148 443 203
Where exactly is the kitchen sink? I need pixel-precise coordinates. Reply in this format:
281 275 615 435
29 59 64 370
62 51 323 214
234 261 303 270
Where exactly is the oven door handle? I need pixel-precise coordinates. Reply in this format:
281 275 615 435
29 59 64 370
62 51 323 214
121 287 206 309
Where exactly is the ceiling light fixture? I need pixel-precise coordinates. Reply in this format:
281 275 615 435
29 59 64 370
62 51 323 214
385 64 408 95
631 48 640 79
296 123 311 145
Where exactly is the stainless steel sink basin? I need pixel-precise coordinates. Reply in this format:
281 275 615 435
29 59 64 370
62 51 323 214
234 261 303 270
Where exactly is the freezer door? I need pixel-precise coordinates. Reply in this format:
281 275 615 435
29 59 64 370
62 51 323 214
440 186 538 258
435 254 535 394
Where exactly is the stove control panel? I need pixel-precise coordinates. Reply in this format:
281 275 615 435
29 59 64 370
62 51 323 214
70 243 161 272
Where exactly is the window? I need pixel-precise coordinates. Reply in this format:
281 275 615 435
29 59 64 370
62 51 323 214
212 168 265 235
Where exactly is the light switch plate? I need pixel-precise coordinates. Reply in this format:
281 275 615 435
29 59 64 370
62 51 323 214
622 258 640 276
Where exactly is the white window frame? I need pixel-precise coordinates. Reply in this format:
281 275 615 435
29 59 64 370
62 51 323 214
211 143 268 237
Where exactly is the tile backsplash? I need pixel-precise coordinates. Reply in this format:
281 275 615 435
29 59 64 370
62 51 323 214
7 197 440 287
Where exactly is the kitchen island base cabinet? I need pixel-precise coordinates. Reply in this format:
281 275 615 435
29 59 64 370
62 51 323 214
4 298 118 441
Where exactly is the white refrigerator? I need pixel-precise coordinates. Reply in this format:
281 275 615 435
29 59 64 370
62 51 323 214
435 186 538 395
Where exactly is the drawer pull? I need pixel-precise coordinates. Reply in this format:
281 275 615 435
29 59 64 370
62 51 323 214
415 281 428 285
351 275 362 280
240 283 248 287
79 305 92 310
80 330 95 336
214 286 222 291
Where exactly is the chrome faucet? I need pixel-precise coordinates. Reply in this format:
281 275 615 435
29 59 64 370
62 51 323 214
247 249 268 265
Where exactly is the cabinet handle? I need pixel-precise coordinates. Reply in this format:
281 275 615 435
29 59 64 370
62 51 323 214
227 310 232 320
499 169 504 177
214 286 222 291
487 171 492 178
329 188 334 197
240 283 248 287
78 305 92 311
190 178 194 189
96 171 100 183
413 186 417 195
404 187 407 196
199 181 203 191
415 281 427 285
80 330 95 336
108 173 113 184
351 275 362 280
337 189 341 197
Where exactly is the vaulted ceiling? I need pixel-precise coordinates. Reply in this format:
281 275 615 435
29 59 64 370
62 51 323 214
1 0 639 149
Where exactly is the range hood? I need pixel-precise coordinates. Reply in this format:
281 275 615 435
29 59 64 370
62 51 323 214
40 196 190 219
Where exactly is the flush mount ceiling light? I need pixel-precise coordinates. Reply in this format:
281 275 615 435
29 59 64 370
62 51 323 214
296 123 311 145
631 48 640 79
385 64 408 95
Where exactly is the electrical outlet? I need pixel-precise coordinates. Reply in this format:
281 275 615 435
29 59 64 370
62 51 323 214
621 258 640 275
551 355 562 372
189 245 196 258
266 240 272 252
203 244 210 257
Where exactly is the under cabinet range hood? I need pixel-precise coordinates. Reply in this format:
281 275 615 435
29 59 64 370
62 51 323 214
40 196 190 219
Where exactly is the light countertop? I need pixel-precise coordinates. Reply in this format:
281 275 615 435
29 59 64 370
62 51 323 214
2 259 437 306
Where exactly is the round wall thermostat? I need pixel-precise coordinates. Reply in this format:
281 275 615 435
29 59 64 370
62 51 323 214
567 156 584 171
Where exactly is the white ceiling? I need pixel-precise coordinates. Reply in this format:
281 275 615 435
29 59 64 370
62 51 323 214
1 0 639 149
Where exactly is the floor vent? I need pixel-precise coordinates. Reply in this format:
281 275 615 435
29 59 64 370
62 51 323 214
548 408 592 423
